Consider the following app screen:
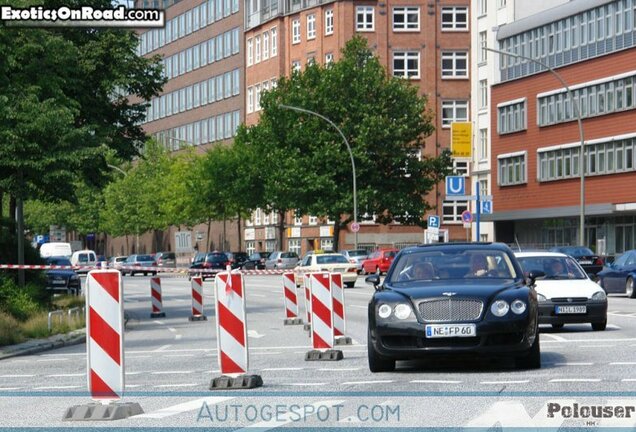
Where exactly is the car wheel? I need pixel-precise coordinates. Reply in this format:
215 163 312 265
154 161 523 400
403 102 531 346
345 282 355 288
515 332 541 370
551 323 564 330
592 320 607 331
627 277 636 298
152 272 157 276
144 272 148 276
367 329 395 372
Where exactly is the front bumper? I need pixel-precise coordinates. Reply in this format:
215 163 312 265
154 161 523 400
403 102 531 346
538 300 607 324
370 317 536 359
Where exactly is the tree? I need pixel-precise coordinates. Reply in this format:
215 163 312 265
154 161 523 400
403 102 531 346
243 37 451 249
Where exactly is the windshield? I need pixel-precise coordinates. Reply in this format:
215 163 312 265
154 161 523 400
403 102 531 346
389 249 520 283
517 256 587 280
47 258 71 266
316 255 349 264
561 246 594 256
207 253 228 262
137 255 154 261
347 250 367 257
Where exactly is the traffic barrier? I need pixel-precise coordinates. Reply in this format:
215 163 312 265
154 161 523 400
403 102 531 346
330 273 352 345
63 270 143 421
189 276 207 321
305 272 343 361
282 272 302 325
210 270 262 389
302 273 312 332
150 277 165 318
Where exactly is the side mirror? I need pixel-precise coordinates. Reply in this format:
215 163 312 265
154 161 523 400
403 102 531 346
527 270 545 287
365 274 381 290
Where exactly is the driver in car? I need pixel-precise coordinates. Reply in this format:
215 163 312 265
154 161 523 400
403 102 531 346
466 254 490 277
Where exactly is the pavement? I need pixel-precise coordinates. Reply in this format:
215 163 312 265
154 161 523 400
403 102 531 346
2 274 636 428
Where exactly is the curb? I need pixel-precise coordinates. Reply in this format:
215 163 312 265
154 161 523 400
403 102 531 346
0 328 86 360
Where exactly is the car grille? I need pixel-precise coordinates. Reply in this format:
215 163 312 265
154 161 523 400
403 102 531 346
418 298 483 322
550 297 588 303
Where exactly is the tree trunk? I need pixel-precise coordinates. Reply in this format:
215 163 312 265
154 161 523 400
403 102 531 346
237 214 241 251
222 210 227 251
206 218 212 251
125 235 129 255
278 210 286 251
333 222 342 252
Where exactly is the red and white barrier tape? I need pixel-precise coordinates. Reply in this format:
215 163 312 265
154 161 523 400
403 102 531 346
0 264 309 276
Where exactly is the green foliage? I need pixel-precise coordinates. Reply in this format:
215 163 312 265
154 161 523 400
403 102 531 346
0 277 41 321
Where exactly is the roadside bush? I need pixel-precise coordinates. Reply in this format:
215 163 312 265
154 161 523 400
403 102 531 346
0 312 24 346
0 277 41 321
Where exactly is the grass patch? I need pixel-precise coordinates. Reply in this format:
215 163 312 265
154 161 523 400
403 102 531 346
52 294 86 310
0 312 24 346
0 309 86 347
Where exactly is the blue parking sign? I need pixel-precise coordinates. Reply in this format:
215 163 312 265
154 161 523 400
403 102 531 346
427 215 440 229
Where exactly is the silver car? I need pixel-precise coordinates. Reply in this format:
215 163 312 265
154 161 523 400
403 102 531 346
265 251 300 269
340 249 369 273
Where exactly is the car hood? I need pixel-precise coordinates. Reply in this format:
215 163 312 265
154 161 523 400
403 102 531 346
534 279 603 299
386 279 524 301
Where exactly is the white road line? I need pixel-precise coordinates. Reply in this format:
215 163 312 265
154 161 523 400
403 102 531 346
153 383 198 388
480 380 530 385
125 372 144 375
0 374 36 378
153 320 165 325
541 333 568 342
0 387 22 391
343 380 394 385
167 327 177 333
34 385 82 389
126 384 142 388
578 345 615 348
36 358 69 362
254 352 282 355
175 335 182 340
411 380 462 384
543 337 636 343
261 367 305 371
234 399 346 431
47 373 84 377
553 362 594 366
164 354 194 358
549 379 601 383
621 379 636 382
607 324 621 329
133 397 235 419
151 371 193 375
154 344 172 352
280 383 327 386
611 362 636 365
127 356 151 359
318 368 361 372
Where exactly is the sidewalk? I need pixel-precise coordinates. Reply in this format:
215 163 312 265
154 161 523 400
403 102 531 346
0 328 86 360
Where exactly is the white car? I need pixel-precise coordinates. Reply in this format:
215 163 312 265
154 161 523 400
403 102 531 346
295 253 358 288
515 252 607 331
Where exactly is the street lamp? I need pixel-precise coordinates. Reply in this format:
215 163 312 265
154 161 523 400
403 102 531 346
279 104 359 250
485 47 586 247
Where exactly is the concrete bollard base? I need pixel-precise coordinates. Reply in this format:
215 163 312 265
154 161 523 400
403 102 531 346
283 318 303 325
210 374 263 390
189 315 207 321
62 402 143 421
334 336 353 346
304 349 344 361
150 312 166 318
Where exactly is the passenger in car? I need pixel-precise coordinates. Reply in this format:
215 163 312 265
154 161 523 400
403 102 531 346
467 254 489 277
412 261 435 280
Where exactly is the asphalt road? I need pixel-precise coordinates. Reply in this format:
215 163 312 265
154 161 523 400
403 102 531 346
2 273 636 428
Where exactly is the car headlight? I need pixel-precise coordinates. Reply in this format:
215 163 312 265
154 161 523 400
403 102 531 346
591 290 607 301
510 299 527 315
70 274 79 280
491 300 509 317
537 293 547 302
394 303 412 320
378 304 392 319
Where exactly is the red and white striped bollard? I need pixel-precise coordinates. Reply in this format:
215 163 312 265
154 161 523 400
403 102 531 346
282 272 302 325
331 273 352 345
305 272 343 361
189 276 207 321
150 277 165 318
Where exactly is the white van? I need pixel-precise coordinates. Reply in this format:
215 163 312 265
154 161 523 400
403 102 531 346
39 242 73 259
70 250 97 273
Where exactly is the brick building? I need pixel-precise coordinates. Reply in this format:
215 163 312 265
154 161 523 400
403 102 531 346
486 0 636 254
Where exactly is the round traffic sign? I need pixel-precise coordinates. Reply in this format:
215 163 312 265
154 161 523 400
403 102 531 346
351 222 360 233
461 210 473 223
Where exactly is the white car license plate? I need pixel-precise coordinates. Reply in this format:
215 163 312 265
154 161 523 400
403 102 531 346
579 260 592 265
52 279 66 285
425 324 476 338
555 305 587 314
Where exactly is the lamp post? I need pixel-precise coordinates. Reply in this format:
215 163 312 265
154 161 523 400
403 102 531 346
279 104 358 250
485 47 586 247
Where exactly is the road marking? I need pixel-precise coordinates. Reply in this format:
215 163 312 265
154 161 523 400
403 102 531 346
0 388 22 391
127 356 151 359
153 320 165 325
151 371 193 375
480 380 530 385
133 397 235 419
164 354 194 358
125 372 144 375
543 337 636 343
34 385 82 389
153 383 199 388
611 362 636 365
0 374 36 378
154 344 172 352
255 352 282 355
175 335 182 340
247 330 266 339
541 333 568 342
167 327 177 333
234 399 345 431
261 367 305 371
318 367 361 371
553 362 594 366
621 379 636 382
411 380 462 384
47 373 84 377
126 384 142 388
607 324 622 329
578 345 615 348
36 358 69 362
280 383 327 386
342 380 394 385
549 379 601 383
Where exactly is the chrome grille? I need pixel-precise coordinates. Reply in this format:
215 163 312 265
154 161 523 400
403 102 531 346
418 298 483 322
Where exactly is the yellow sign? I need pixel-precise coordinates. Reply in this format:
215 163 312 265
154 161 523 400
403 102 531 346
451 122 472 158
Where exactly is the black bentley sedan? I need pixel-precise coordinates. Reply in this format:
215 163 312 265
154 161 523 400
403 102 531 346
366 243 540 372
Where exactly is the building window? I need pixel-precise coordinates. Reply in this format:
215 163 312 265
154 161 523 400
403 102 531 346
356 6 374 31
443 200 469 223
498 153 527 186
392 51 420 79
292 19 301 44
288 239 301 255
271 27 277 56
307 14 316 39
393 7 419 31
325 52 334 64
441 51 468 78
479 128 488 161
255 35 261 63
309 215 318 225
263 32 269 60
246 241 255 255
479 79 488 109
247 87 253 113
325 9 334 35
497 99 527 134
441 100 468 128
452 159 469 176
255 84 261 111
254 209 262 226
441 6 468 31
478 31 487 63
247 38 253 66
321 238 333 251
291 60 301 73
294 215 303 225
478 0 487 16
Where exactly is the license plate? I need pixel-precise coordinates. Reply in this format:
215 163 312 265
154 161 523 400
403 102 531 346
579 260 592 265
555 305 587 314
51 279 66 285
425 324 476 338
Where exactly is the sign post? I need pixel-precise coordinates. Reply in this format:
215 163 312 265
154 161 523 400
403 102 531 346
445 177 493 241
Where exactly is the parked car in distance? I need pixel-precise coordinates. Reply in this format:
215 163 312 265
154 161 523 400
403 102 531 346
122 254 157 276
366 242 540 372
39 242 72 259
45 256 81 295
549 246 604 275
340 249 369 273
241 252 271 270
597 249 636 297
108 256 128 270
225 252 250 269
155 251 176 268
189 251 230 280
361 248 399 275
516 252 607 331
70 250 97 274
265 251 300 269
295 252 358 288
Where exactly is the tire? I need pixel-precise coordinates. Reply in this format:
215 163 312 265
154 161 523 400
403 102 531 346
144 272 148 276
516 332 541 370
551 323 564 330
627 277 636 298
345 282 355 288
367 329 395 372
152 272 157 276
592 320 607 331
